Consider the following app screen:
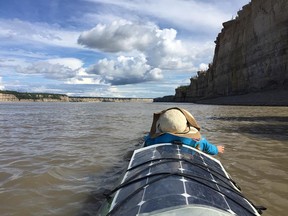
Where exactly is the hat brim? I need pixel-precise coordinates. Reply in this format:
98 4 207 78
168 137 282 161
149 107 201 140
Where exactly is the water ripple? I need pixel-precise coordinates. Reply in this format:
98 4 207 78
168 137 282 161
0 103 287 216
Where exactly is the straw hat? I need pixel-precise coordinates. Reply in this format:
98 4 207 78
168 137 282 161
149 107 201 140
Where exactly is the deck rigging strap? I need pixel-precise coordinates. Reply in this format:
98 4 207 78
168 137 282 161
127 157 242 190
105 171 260 216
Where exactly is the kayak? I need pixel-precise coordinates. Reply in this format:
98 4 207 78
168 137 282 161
99 143 266 216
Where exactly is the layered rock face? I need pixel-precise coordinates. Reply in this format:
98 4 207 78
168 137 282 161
175 0 288 102
0 93 69 102
0 93 19 101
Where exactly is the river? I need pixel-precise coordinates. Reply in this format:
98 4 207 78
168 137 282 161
0 102 287 216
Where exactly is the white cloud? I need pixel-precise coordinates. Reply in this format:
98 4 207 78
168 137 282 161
78 19 215 86
66 76 101 85
199 63 209 71
86 54 163 85
46 58 83 70
0 77 4 90
146 28 192 69
0 57 28 68
64 84 124 97
17 58 84 80
78 20 190 68
50 59 104 85
66 68 102 85
84 0 241 33
0 19 81 48
78 20 157 52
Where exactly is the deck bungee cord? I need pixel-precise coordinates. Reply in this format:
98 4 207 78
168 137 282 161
98 143 266 216
106 157 242 197
106 171 263 216
105 157 265 215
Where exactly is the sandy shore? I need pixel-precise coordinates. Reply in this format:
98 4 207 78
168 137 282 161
195 90 288 106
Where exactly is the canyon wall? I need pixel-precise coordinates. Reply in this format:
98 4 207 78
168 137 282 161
174 0 288 102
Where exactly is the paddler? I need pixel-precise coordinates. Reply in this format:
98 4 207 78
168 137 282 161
144 107 225 155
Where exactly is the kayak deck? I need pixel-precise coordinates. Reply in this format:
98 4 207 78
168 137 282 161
103 143 262 216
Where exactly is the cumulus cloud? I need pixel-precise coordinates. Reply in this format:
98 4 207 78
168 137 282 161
17 58 83 80
78 20 157 52
78 20 192 70
0 7 216 89
146 28 194 69
86 54 163 85
85 0 234 33
199 63 209 71
46 58 83 70
5 18 214 87
78 20 212 85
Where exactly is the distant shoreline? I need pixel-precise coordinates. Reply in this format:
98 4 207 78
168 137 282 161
0 91 153 103
1 90 287 106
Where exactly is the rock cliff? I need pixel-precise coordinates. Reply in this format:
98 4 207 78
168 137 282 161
0 93 19 102
0 92 69 102
173 0 288 103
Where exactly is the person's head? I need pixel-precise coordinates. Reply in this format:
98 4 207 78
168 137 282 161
150 107 201 140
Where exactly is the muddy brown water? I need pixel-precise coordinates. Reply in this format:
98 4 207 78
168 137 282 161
0 102 287 216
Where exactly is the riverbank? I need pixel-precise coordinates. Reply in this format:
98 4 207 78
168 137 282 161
0 91 153 103
194 90 288 106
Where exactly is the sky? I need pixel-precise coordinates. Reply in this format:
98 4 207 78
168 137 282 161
0 0 250 98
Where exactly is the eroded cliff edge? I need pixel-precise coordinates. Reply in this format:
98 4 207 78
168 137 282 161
157 0 288 105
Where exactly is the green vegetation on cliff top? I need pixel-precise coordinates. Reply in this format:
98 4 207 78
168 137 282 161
176 85 189 92
0 90 66 100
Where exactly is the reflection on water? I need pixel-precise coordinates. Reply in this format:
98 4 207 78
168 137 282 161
0 103 287 216
208 116 288 141
209 116 288 122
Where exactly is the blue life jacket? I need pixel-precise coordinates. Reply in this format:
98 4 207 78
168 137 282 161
144 133 218 155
